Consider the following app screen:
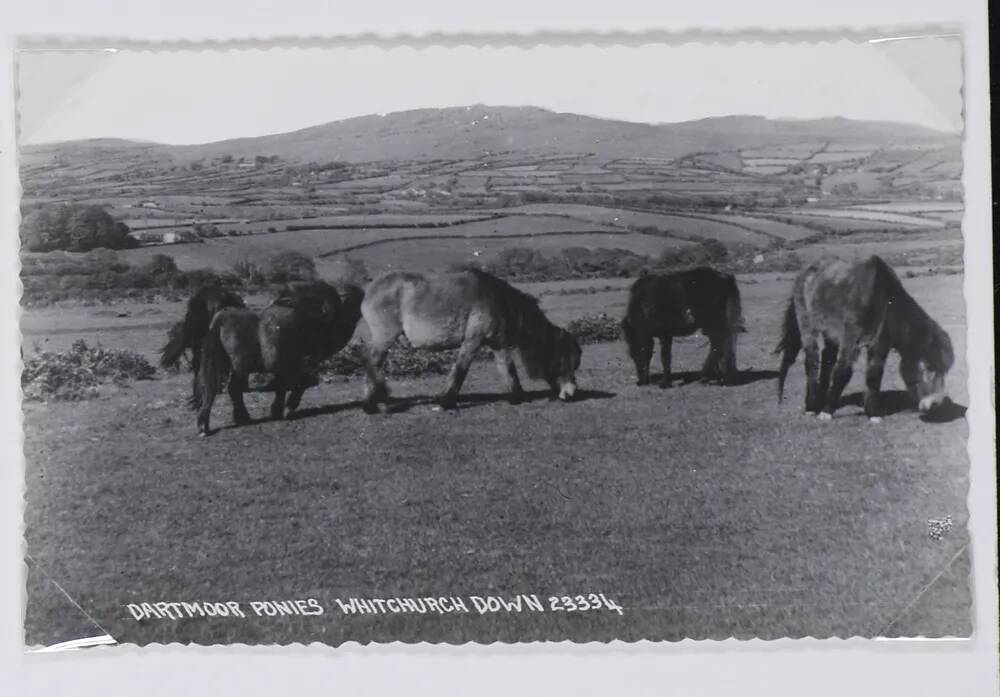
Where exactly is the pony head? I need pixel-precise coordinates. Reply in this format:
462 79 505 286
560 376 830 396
902 324 954 413
917 326 954 412
545 328 582 401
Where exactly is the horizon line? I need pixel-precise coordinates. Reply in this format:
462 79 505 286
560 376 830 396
22 104 962 148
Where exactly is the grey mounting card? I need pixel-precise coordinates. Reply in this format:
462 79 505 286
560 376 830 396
16 35 973 648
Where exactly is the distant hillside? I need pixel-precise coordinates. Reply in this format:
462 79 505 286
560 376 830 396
21 106 957 166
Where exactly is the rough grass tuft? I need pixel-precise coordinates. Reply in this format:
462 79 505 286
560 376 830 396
319 338 493 380
567 312 622 344
21 339 157 401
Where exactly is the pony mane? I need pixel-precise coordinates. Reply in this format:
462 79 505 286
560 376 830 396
874 256 954 373
467 269 572 380
467 269 549 344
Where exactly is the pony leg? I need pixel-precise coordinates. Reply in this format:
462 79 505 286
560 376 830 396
196 390 215 436
818 341 838 399
863 345 889 419
659 335 674 388
899 354 922 407
285 370 318 416
228 372 252 426
821 342 859 419
701 333 723 384
492 348 524 404
188 347 202 406
270 387 287 421
362 339 394 414
719 334 738 385
802 336 823 415
286 387 305 415
438 340 481 410
631 331 654 386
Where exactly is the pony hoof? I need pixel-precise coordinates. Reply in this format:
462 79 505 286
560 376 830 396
817 412 833 422
868 416 884 424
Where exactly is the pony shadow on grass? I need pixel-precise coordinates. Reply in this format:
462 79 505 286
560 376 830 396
284 399 366 421
647 368 779 387
383 388 617 414
840 390 967 423
206 399 364 434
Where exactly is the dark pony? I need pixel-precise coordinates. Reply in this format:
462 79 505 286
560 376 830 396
271 280 365 363
775 255 954 421
191 280 364 435
361 269 582 412
621 267 744 387
160 286 246 401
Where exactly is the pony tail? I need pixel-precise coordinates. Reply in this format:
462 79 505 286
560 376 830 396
621 285 642 356
725 277 745 336
720 276 744 380
774 298 801 402
160 321 188 369
191 318 229 411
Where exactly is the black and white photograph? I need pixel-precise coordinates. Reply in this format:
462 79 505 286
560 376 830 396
14 35 979 648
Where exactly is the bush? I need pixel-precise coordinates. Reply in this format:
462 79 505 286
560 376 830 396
21 339 157 401
20 248 247 305
143 254 179 276
658 239 729 268
194 223 224 238
20 204 137 252
319 338 490 379
566 313 622 344
171 268 242 291
266 250 317 283
232 257 268 285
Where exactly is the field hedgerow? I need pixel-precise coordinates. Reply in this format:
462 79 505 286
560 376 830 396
566 312 622 344
21 339 157 402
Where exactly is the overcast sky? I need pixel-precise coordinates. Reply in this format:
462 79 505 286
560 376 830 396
17 38 963 145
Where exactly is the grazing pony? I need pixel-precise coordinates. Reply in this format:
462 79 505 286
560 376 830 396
361 269 582 412
159 286 246 400
775 256 954 421
192 280 363 435
621 267 744 387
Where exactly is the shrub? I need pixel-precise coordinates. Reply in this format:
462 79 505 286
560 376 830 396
20 204 137 252
566 313 622 344
21 339 157 401
171 268 242 291
658 239 729 268
232 257 268 285
266 250 317 283
319 338 490 379
194 223 224 238
143 254 179 276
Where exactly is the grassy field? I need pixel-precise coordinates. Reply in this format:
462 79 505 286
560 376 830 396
116 215 630 271
790 208 947 228
21 273 970 645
